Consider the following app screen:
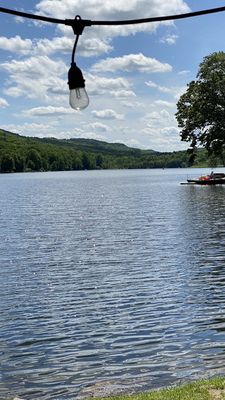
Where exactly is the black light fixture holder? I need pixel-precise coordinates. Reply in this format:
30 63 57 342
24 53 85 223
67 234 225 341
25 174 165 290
68 63 85 90
66 15 91 36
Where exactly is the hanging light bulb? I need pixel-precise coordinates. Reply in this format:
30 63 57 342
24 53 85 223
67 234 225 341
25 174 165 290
68 62 89 110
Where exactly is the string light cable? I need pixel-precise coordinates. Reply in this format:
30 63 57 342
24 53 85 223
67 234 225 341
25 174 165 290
68 17 89 110
1 5 225 28
1 5 225 109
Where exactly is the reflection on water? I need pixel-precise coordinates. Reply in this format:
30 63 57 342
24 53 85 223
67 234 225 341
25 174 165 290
1 169 225 399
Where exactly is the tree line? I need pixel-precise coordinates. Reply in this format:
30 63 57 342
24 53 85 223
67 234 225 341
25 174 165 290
0 129 193 173
0 129 221 174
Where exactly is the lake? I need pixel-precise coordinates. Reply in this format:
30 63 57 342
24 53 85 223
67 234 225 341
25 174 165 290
1 168 225 400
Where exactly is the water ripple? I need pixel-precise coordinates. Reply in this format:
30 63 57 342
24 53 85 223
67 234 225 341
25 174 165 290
1 169 225 399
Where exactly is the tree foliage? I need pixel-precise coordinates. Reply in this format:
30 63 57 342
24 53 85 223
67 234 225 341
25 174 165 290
176 51 225 161
0 128 218 174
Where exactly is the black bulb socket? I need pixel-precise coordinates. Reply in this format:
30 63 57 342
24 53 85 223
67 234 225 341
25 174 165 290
68 63 85 90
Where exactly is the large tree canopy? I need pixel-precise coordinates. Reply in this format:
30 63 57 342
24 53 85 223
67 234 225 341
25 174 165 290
176 51 225 160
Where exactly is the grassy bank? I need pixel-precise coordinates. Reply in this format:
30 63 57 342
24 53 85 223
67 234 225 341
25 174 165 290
102 377 225 400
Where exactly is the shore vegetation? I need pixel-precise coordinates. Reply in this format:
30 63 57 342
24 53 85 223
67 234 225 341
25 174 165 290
0 129 223 173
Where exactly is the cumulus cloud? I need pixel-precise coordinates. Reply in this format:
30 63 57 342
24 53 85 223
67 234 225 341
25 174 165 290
33 0 189 61
0 97 9 108
33 36 112 57
145 80 171 93
88 122 111 132
160 126 180 136
1 55 66 77
59 128 106 141
178 70 190 75
34 0 189 59
0 34 112 59
1 122 56 137
143 109 175 128
154 100 175 107
160 34 178 45
36 0 189 17
92 109 124 120
23 106 74 117
0 36 32 54
146 80 187 101
1 56 67 100
92 53 172 73
34 37 74 55
87 74 131 95
78 37 113 57
140 124 188 151
121 100 143 108
110 90 136 98
36 0 190 38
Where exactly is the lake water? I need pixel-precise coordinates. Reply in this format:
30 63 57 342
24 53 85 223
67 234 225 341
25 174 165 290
1 168 225 400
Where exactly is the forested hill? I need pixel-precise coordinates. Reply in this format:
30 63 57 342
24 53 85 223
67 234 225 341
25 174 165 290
0 129 213 173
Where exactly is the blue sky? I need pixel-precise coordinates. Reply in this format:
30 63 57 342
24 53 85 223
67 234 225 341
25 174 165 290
0 0 224 151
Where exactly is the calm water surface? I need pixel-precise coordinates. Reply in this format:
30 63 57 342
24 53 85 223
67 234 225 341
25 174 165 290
1 168 225 399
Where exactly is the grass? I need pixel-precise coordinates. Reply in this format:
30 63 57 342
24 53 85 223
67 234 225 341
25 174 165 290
98 377 225 400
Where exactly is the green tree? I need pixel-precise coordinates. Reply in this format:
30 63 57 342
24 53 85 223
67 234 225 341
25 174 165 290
72 154 83 170
15 155 25 172
96 153 103 169
1 155 15 172
82 152 96 170
27 149 42 171
176 51 225 161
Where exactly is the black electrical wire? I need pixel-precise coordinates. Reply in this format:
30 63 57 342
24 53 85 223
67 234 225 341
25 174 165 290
0 7 65 24
90 6 225 26
1 5 225 31
71 35 80 63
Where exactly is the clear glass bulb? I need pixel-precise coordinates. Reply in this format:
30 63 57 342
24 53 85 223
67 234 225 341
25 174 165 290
69 88 89 110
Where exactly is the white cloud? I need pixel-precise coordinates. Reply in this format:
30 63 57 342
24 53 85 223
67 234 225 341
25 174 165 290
154 100 175 107
121 100 143 108
92 53 172 73
87 74 131 95
1 56 67 101
160 126 180 136
178 70 190 75
34 37 74 55
92 109 124 120
145 81 186 101
110 90 136 98
0 36 32 54
140 126 188 151
145 81 158 88
36 0 189 18
1 55 66 77
78 37 113 57
1 122 56 137
32 35 112 58
145 80 171 93
88 122 111 132
60 129 106 141
14 16 25 24
144 109 175 127
126 138 142 148
36 0 190 39
0 97 9 108
23 106 74 117
0 34 112 59
160 34 178 45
